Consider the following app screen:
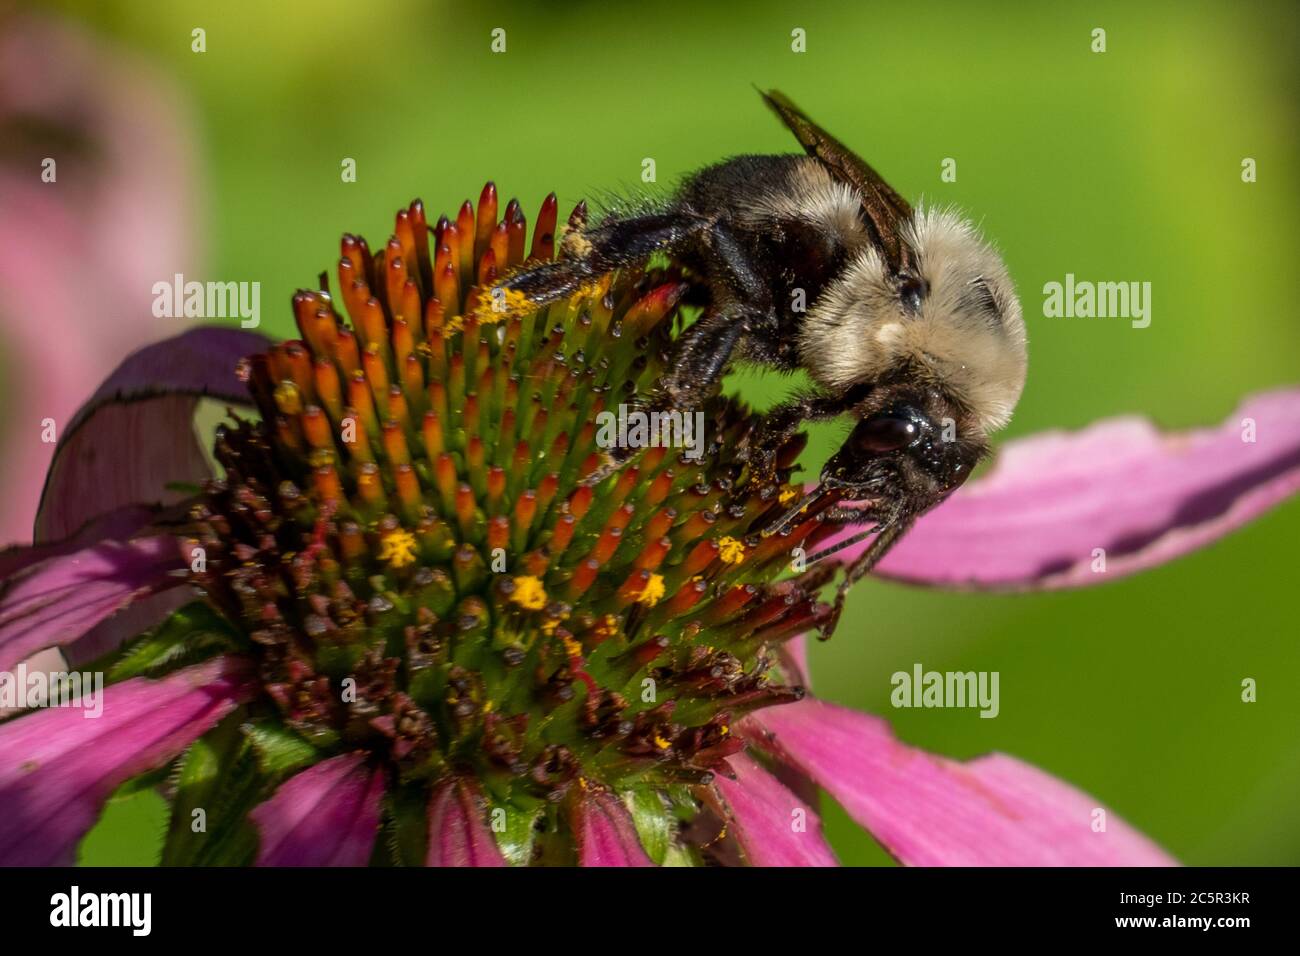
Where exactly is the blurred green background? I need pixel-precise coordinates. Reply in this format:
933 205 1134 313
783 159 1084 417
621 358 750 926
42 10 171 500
21 0 1300 865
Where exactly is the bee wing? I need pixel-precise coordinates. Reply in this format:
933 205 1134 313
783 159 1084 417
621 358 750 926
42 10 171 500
760 89 913 272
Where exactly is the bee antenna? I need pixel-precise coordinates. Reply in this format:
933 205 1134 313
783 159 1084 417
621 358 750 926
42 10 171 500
806 525 880 564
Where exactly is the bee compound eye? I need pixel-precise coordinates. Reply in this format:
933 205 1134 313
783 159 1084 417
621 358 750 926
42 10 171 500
855 413 921 454
898 276 927 313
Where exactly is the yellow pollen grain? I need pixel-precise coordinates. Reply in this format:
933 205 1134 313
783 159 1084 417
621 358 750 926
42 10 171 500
562 634 583 658
717 536 745 564
561 230 593 258
273 381 303 416
307 448 335 469
510 575 547 611
635 573 666 607
653 733 671 750
473 287 530 324
574 279 604 301
539 608 568 636
778 486 799 506
377 529 418 568
592 614 619 641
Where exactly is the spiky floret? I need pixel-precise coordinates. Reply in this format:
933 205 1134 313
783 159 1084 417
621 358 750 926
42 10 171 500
184 185 843 864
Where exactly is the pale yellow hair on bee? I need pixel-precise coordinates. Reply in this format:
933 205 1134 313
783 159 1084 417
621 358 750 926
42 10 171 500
799 206 1027 434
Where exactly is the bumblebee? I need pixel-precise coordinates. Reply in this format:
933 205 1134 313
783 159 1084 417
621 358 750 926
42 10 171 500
497 90 1027 630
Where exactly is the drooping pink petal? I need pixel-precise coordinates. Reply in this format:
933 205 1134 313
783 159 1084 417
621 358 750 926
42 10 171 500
0 13 206 548
251 752 386 867
0 535 185 673
0 504 156 581
571 789 654 867
426 778 507 866
745 698 1177 867
0 656 251 865
764 633 827 808
821 388 1300 589
0 506 191 670
34 327 270 543
65 586 196 669
712 751 838 867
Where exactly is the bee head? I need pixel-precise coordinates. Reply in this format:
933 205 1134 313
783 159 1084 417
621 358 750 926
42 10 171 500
762 384 984 556
819 387 986 521
799 205 1028 441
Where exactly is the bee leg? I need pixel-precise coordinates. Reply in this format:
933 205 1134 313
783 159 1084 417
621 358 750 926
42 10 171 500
579 219 764 487
657 218 780 405
583 311 752 489
739 392 855 487
499 211 712 306
656 307 749 408
578 324 741 489
820 504 877 525
495 257 591 305
820 516 916 637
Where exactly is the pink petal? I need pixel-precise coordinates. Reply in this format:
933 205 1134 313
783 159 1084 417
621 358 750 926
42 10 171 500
822 388 1300 589
780 633 810 686
251 752 386 867
0 656 251 865
426 778 507 866
0 14 205 548
0 504 156 581
0 535 185 673
34 327 269 543
571 790 654 867
713 752 838 866
745 698 1177 867
65 586 196 669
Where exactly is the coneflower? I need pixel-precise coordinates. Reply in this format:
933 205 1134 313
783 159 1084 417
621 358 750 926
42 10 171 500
182 186 837 865
2 185 1297 867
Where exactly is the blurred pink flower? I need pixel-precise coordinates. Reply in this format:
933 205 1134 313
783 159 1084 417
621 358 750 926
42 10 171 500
0 11 203 547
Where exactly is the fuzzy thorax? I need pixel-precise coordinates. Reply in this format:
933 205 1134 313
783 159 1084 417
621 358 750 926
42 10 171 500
798 206 1027 435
